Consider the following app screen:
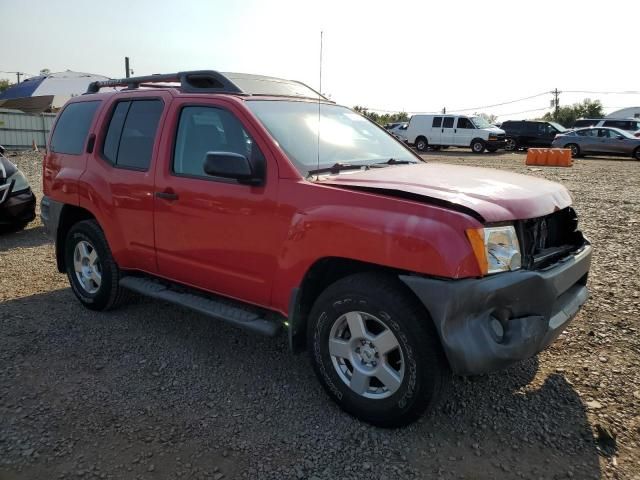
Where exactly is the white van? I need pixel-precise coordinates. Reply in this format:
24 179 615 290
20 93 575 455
405 114 506 153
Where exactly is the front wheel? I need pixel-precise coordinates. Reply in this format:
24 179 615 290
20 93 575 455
415 137 428 152
307 273 449 427
565 143 580 158
634 147 640 161
65 220 129 311
505 138 518 151
471 139 486 154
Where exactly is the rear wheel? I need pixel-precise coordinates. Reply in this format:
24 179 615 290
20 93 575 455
307 273 449 427
65 220 129 311
471 139 486 154
565 143 580 158
505 138 518 151
415 137 428 152
633 147 640 161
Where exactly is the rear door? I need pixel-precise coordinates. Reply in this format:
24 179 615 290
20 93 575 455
440 116 455 146
153 97 280 306
429 116 442 145
81 92 169 272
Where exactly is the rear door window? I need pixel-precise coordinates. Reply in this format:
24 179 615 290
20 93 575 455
50 101 101 154
442 117 454 128
102 99 164 170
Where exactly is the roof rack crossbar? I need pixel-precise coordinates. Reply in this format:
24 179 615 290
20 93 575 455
86 70 244 94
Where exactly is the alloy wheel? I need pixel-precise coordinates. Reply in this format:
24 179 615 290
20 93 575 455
73 240 102 294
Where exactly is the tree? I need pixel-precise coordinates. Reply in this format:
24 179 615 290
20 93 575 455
39 68 51 76
541 98 604 127
475 112 498 125
0 79 13 93
353 106 409 126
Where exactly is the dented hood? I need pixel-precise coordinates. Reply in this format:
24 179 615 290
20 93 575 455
320 163 572 223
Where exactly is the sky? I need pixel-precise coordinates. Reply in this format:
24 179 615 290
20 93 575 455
2 0 639 120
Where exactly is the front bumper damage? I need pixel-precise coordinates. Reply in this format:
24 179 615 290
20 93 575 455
400 243 592 375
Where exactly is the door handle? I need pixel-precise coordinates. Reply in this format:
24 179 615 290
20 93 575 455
155 191 179 201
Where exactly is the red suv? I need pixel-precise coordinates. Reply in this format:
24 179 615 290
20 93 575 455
42 71 592 427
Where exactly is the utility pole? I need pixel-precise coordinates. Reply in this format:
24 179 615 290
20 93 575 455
16 72 23 83
551 88 561 119
442 107 446 114
125 57 131 78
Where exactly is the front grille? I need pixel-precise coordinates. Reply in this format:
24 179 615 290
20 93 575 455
516 207 585 270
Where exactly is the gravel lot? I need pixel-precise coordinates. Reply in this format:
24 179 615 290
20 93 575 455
1 149 639 480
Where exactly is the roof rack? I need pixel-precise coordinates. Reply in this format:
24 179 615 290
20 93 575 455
86 70 331 102
86 70 244 94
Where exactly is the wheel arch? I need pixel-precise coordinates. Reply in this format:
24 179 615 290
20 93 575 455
55 205 97 272
287 257 443 358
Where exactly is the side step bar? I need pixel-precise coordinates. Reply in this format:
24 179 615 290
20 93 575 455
120 276 282 337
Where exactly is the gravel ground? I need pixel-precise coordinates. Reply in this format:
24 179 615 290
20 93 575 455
1 149 639 480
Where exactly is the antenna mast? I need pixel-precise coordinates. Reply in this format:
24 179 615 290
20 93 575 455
316 31 323 180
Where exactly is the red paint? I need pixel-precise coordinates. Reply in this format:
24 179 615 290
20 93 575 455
44 89 573 317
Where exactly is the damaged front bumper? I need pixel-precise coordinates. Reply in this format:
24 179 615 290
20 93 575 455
400 243 592 375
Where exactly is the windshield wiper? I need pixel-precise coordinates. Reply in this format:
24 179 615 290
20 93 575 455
371 158 418 167
307 162 367 176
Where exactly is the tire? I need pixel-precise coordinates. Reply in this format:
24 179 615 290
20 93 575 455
634 147 640 161
415 137 428 152
307 272 449 427
471 139 486 154
505 138 518 151
486 147 498 153
64 219 129 311
565 143 580 158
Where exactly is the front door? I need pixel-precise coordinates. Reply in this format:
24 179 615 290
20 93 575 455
153 99 280 307
455 117 475 147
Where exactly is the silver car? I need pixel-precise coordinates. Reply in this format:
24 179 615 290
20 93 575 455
552 127 640 160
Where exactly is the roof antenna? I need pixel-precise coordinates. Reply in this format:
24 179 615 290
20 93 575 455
316 30 323 181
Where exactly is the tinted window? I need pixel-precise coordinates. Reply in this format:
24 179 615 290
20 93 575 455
576 129 597 137
443 117 454 128
457 117 474 129
102 99 163 170
501 121 520 133
523 122 538 134
574 119 599 128
50 101 101 154
173 106 264 178
432 117 442 128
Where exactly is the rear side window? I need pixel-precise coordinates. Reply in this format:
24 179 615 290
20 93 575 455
50 101 101 154
442 117 454 128
102 99 163 170
432 117 442 128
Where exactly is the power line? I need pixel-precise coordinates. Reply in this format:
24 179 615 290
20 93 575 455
448 91 550 113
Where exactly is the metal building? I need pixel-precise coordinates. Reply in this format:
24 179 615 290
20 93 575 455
0 108 56 150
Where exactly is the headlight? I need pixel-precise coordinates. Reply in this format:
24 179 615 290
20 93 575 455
466 225 522 275
8 169 30 192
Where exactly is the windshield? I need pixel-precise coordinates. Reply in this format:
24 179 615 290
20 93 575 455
246 101 418 174
549 122 566 132
470 116 492 129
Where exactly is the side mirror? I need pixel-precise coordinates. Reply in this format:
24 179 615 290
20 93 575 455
203 151 264 186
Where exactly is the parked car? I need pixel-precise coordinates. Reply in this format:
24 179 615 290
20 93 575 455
404 114 506 153
384 122 405 130
501 120 566 151
387 122 408 142
573 117 640 133
552 127 640 160
0 145 36 231
41 70 592 427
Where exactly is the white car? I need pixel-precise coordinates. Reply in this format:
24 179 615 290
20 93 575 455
404 114 506 153
387 122 408 142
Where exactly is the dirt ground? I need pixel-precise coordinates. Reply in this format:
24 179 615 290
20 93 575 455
1 149 639 480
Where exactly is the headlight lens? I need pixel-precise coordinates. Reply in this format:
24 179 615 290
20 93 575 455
8 169 30 192
466 225 522 275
